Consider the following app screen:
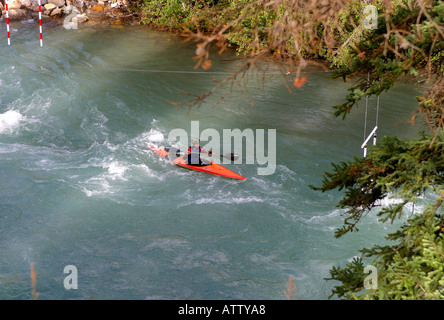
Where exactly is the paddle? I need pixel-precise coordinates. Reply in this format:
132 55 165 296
163 146 238 161
207 148 239 161
218 152 239 161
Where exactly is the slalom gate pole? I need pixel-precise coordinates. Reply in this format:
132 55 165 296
6 0 10 45
38 0 43 46
39 0 43 47
361 126 378 158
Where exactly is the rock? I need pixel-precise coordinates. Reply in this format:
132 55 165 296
7 8 28 19
0 0 131 24
40 13 51 22
91 4 102 11
29 5 41 12
72 0 86 11
48 0 65 7
30 11 50 21
20 0 32 7
110 16 124 25
72 13 88 23
42 16 62 26
7 0 22 9
63 4 77 14
44 3 56 10
50 6 61 15
30 0 49 6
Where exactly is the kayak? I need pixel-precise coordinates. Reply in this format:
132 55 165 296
149 145 246 180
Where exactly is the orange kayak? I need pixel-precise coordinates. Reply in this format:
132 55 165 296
149 145 246 180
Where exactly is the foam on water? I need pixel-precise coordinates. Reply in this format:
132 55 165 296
192 195 265 205
146 128 165 143
104 161 128 179
0 110 24 134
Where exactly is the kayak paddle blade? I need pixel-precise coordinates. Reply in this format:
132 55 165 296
223 153 239 161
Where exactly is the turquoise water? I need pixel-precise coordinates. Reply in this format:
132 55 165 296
0 22 424 300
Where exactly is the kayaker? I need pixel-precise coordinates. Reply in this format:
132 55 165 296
185 139 213 166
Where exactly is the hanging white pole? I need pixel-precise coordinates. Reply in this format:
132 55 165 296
38 0 43 46
361 125 378 157
361 126 378 148
6 0 10 45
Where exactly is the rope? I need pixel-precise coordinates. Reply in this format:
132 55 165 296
364 95 368 141
364 73 370 143
362 95 381 157
373 95 380 145
101 68 242 74
376 95 380 126
95 67 333 75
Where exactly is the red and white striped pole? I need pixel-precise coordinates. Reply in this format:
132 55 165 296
5 0 10 45
38 0 43 46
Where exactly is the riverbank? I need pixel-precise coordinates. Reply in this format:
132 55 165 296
0 0 140 26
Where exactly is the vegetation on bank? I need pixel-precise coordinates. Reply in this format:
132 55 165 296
136 0 443 300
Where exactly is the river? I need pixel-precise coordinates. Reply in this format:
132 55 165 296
0 22 424 299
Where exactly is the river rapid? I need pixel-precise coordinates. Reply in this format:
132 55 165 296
0 22 424 299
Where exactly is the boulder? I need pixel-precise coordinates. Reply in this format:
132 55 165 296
43 3 56 10
42 16 63 26
30 0 49 5
7 0 22 9
29 5 41 11
7 8 28 19
48 0 65 7
72 13 87 23
63 4 77 13
71 0 86 11
30 11 50 20
91 4 102 11
19 0 32 7
50 6 61 15
110 16 124 25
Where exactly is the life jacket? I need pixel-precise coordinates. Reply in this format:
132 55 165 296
188 146 201 164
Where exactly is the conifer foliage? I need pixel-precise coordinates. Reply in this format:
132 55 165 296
138 0 444 299
313 132 444 299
